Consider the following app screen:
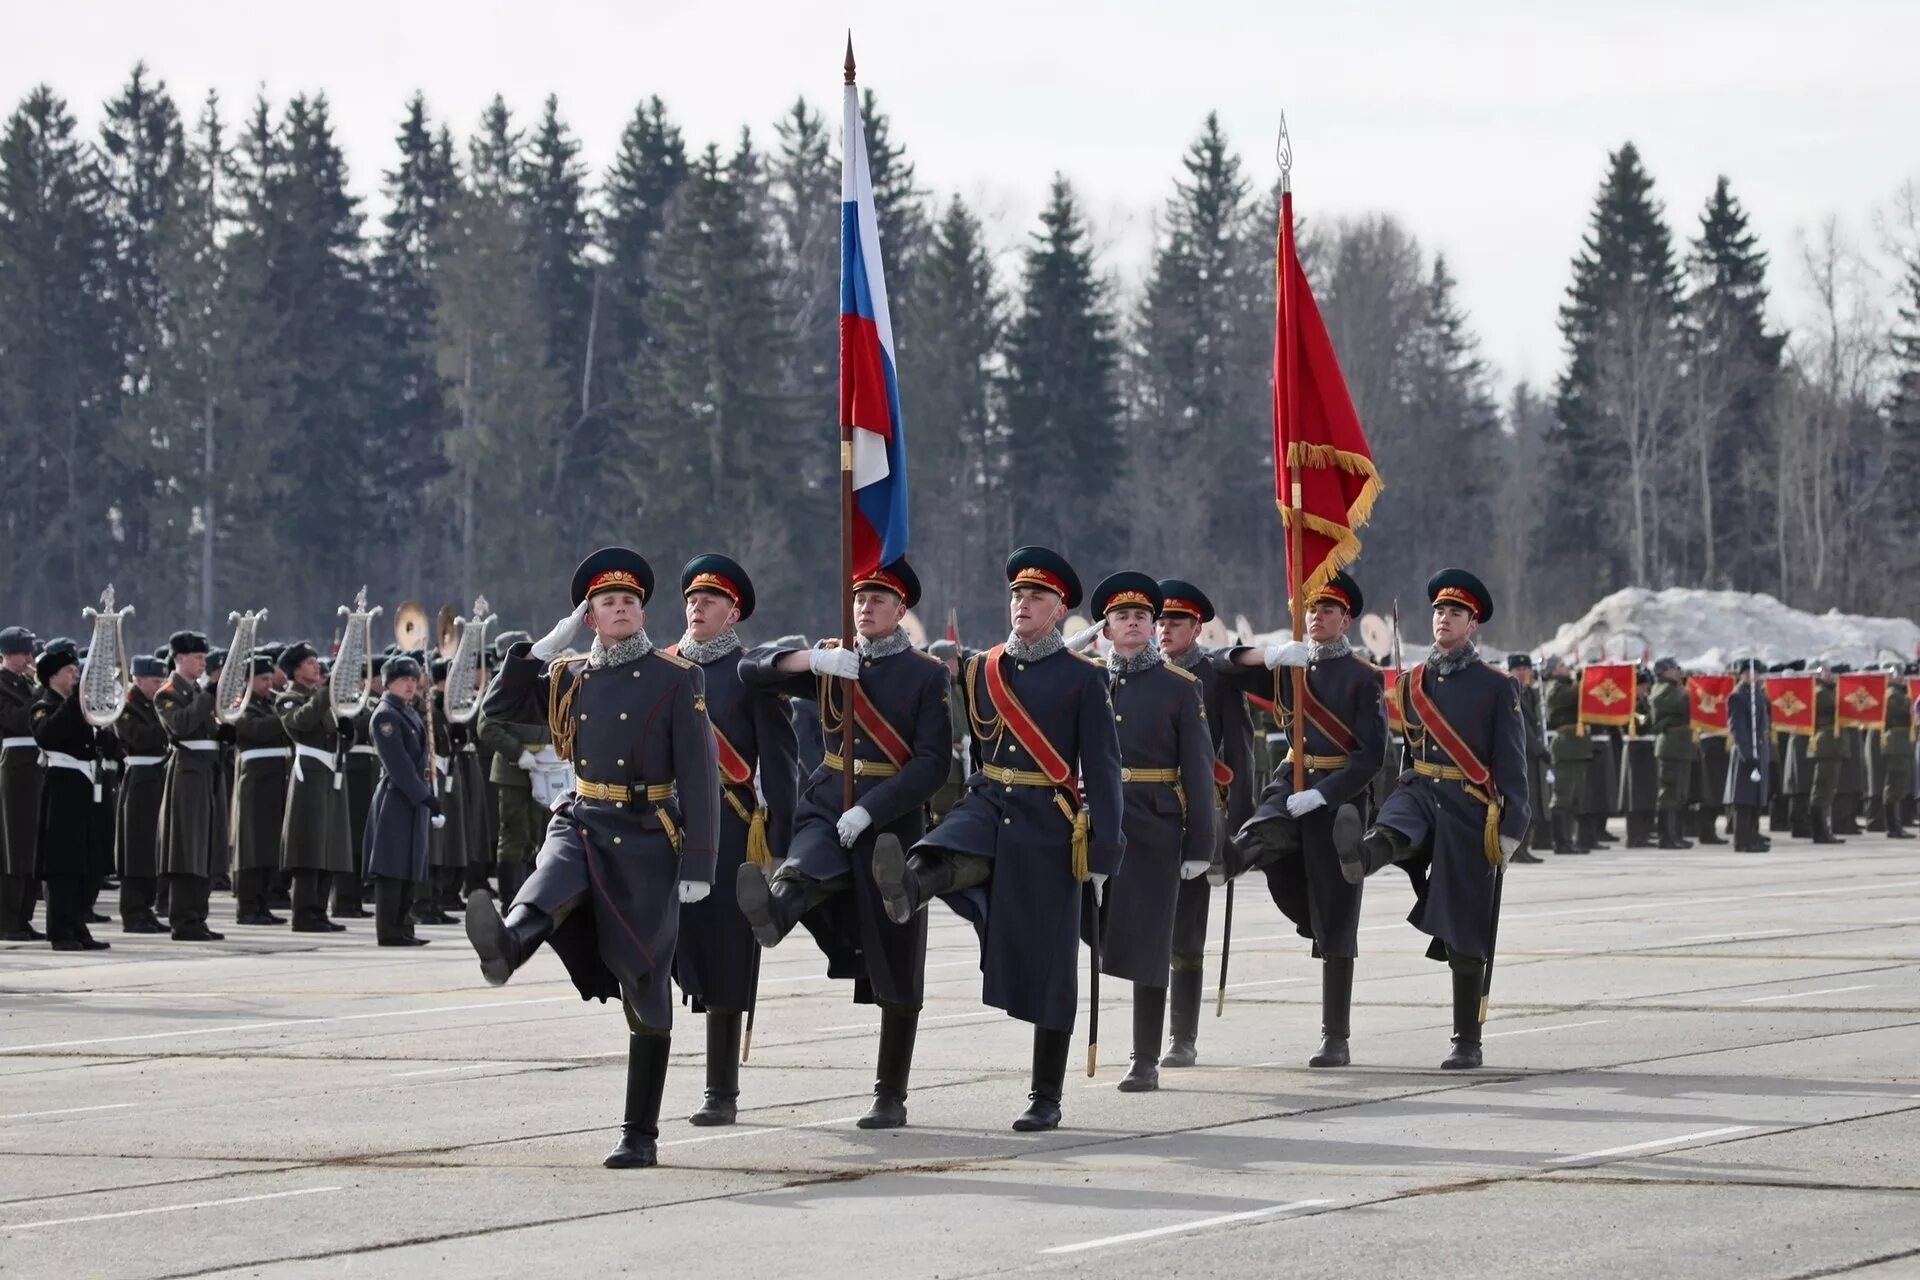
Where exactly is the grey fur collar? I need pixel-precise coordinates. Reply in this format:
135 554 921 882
1426 641 1479 676
1311 635 1354 662
675 628 742 665
1167 645 1208 672
856 628 912 660
589 630 654 669
1006 629 1065 662
1107 645 1164 678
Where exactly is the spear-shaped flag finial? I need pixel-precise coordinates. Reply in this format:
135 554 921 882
845 31 857 85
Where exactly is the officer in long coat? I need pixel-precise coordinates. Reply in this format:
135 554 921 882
1078 572 1214 1093
30 647 115 950
871 547 1126 1133
156 631 225 941
1347 570 1529 1071
664 555 798 1127
1154 579 1255 1071
464 548 719 1170
231 657 290 924
1724 658 1773 852
365 654 433 945
277 642 351 932
114 655 171 932
0 625 43 941
733 559 951 1131
1214 570 1387 1068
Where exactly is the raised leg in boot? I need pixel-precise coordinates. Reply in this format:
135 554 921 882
857 1004 919 1129
1441 953 1485 1070
464 889 552 981
1117 984 1165 1093
736 862 815 948
873 834 958 925
604 1028 671 1169
1310 956 1353 1067
1342 823 1411 886
688 1010 742 1126
1012 1027 1071 1131
1160 965 1202 1068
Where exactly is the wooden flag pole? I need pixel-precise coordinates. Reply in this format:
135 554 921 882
838 33 859 814
1278 118 1308 806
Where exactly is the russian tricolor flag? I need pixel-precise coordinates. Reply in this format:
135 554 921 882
840 80 908 577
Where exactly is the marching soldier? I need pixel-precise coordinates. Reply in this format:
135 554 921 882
156 632 225 942
1725 658 1772 852
1345 570 1529 1070
1648 658 1695 851
1809 663 1846 845
1214 570 1387 1067
1154 578 1255 1070
278 642 351 932
733 560 950 1130
232 655 291 924
114 654 171 932
365 654 433 946
1077 572 1215 1092
870 547 1125 1132
0 626 43 941
29 646 114 950
1507 654 1548 862
1542 656 1590 855
1881 665 1913 840
663 556 799 1126
464 548 719 1169
476 632 543 907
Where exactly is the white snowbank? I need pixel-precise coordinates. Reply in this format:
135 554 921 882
1530 587 1919 669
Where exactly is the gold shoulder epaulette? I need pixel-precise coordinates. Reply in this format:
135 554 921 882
819 638 844 650
909 647 945 665
1164 662 1200 683
653 649 693 670
1072 651 1103 667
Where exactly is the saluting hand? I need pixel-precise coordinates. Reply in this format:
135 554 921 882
531 601 589 661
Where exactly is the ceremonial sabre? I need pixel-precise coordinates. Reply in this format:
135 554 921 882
1088 884 1102 1076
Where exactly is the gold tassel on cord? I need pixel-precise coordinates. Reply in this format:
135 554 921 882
1071 806 1090 882
746 807 773 869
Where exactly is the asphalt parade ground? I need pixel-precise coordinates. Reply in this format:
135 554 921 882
3 834 1918 1279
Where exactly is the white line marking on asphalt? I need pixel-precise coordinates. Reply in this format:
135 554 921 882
0 1102 137 1121
0 996 576 1054
1 1185 342 1232
1222 977 1311 992
1739 985 1876 1003
658 1114 868 1147
757 958 977 987
1483 1020 1612 1039
1547 1125 1755 1164
1671 929 1796 944
1040 1199 1331 1254
819 1011 1001 1034
387 1063 501 1079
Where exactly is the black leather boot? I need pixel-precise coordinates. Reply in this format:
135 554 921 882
1117 985 1165 1093
464 889 551 983
1657 811 1692 850
1310 956 1354 1067
1790 795 1811 839
735 864 808 948
1441 956 1485 1069
1834 795 1862 835
1889 810 1913 840
688 1011 741 1127
1342 826 1407 885
1160 968 1202 1068
604 1033 671 1169
1012 1027 1071 1131
1812 809 1843 845
1222 813 1296 880
374 877 428 945
857 1004 920 1129
1696 809 1725 844
873 835 956 925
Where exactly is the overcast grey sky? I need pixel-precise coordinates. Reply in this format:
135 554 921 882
11 0 1918 389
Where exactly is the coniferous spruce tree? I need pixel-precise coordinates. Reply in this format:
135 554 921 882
1888 251 1920 593
601 96 688 377
1004 176 1123 574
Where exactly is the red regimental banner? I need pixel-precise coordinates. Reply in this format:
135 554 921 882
1579 664 1637 728
1688 674 1734 735
1768 676 1815 737
1836 673 1889 731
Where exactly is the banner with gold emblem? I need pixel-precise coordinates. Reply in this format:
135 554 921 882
1835 672 1889 731
1578 663 1637 728
1688 674 1734 735
1767 674 1816 737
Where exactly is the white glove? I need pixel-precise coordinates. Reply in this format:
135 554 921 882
1285 789 1327 818
430 814 447 830
531 601 588 660
1090 872 1108 905
808 647 862 681
1264 640 1312 669
516 749 538 771
1180 860 1210 881
1545 769 1556 786
678 880 711 904
1065 621 1106 652
836 805 873 847
1498 833 1522 862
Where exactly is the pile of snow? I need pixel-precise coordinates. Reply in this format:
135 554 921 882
1531 587 1920 670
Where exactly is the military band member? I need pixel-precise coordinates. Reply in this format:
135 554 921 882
1725 658 1773 852
1154 579 1255 1070
156 631 225 942
659 556 799 1126
1881 666 1914 840
336 663 381 919
276 642 351 933
734 559 950 1130
1834 664 1868 835
419 656 471 924
1809 664 1846 845
476 632 543 908
1345 570 1529 1070
464 548 720 1169
1507 654 1548 862
1542 656 1591 855
114 654 171 932
1077 573 1215 1092
365 655 432 946
1648 658 1695 850
231 655 290 924
0 625 44 941
1214 570 1387 1067
873 547 1125 1132
30 646 114 950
